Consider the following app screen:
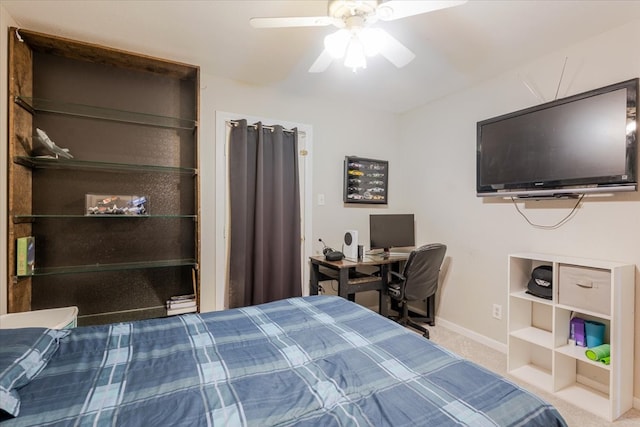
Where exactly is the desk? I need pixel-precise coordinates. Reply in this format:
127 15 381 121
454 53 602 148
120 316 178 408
309 254 408 317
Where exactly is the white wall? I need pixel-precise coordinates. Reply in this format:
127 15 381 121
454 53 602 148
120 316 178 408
400 20 640 399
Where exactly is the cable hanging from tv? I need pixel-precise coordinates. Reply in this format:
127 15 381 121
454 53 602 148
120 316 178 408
510 194 585 230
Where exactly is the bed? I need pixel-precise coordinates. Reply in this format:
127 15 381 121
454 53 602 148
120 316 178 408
1 295 566 426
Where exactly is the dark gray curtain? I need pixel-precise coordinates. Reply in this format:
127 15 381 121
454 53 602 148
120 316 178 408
228 120 302 308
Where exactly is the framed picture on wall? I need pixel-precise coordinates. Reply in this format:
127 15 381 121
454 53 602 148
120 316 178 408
343 156 388 204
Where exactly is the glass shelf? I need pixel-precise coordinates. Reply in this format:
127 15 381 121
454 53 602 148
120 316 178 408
13 214 196 223
18 259 197 277
14 156 197 174
15 96 197 130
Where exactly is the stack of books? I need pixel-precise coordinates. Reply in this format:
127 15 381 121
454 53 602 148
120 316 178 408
166 294 197 316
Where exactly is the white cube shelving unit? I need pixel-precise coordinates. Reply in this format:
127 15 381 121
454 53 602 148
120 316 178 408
507 253 635 422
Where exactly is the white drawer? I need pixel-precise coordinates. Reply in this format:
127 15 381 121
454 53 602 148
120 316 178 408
558 265 611 315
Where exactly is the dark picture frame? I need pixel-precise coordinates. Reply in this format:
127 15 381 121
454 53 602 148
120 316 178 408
343 156 388 204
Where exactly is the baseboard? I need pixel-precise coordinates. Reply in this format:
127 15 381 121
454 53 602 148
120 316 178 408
635 396 640 410
435 316 508 354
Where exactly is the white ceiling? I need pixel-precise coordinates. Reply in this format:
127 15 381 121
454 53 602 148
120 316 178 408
3 0 640 113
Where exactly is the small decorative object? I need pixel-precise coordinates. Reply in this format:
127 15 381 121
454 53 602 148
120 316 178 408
33 128 74 159
343 156 388 204
85 194 148 216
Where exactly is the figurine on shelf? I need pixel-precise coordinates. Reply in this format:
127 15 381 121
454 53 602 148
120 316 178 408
32 127 74 159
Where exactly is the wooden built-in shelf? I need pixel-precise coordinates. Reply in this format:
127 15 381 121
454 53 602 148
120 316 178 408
7 27 200 322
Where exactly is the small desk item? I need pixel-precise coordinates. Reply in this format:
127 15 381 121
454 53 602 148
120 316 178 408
309 254 408 316
0 306 78 329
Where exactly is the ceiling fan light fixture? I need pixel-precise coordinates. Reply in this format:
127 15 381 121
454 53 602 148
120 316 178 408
324 29 351 58
252 0 468 74
375 4 393 20
343 35 367 71
359 27 386 57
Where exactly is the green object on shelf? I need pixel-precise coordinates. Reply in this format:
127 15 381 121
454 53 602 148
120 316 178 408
600 356 611 365
585 343 610 361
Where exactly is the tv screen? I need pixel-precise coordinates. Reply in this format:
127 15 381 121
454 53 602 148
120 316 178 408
477 78 638 198
369 214 415 253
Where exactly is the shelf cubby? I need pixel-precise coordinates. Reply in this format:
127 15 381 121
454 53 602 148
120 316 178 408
507 336 553 392
555 384 610 418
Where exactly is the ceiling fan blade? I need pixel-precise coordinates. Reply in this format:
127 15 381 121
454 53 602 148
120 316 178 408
377 0 467 21
250 16 333 28
308 49 335 73
374 30 416 68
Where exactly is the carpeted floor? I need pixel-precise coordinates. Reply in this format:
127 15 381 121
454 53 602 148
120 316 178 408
420 322 640 427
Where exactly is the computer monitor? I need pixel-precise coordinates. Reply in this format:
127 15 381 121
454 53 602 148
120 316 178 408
369 214 415 255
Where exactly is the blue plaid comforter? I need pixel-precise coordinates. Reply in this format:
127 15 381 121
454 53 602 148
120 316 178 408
5 296 566 426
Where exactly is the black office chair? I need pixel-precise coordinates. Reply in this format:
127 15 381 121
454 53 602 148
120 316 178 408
387 243 447 339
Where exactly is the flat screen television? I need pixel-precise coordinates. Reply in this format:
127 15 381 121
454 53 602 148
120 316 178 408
476 78 638 198
369 214 415 254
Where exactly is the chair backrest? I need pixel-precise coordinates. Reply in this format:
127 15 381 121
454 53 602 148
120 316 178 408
401 243 447 302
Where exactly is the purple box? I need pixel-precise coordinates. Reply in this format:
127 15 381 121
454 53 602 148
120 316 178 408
570 317 586 347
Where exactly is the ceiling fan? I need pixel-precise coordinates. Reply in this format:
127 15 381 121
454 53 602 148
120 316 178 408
250 0 467 73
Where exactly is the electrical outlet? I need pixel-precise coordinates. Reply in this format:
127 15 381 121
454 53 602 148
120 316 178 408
492 304 502 320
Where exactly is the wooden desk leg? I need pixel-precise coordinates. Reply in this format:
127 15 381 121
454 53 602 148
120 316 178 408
310 262 320 295
338 269 353 301
379 264 389 317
